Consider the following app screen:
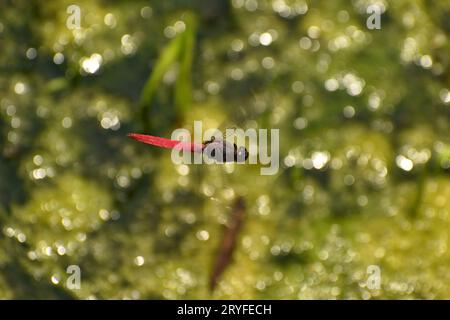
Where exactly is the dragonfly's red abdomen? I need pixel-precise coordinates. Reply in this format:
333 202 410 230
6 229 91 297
128 133 204 152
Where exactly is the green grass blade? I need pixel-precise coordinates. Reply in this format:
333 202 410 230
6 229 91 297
175 13 197 114
140 34 183 128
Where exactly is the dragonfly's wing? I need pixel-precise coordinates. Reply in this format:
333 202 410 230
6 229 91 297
223 126 238 140
204 124 238 141
128 133 204 152
216 120 256 140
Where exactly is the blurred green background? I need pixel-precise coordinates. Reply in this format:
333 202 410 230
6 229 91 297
0 0 449 299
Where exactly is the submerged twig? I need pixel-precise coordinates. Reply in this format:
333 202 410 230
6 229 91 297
209 196 246 291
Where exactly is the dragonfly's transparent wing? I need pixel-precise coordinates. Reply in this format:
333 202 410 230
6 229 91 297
223 126 238 140
203 123 238 142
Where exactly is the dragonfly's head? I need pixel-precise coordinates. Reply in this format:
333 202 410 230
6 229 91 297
235 146 249 162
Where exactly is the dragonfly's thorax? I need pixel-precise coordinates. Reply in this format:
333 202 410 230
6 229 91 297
202 139 248 163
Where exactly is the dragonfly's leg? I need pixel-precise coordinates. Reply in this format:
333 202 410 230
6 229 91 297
203 136 215 145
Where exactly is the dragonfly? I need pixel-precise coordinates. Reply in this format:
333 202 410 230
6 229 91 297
128 132 249 163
